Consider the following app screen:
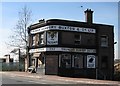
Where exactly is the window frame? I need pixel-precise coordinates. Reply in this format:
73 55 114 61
72 54 83 68
59 54 72 68
39 32 44 45
74 34 81 45
32 35 36 46
100 35 108 47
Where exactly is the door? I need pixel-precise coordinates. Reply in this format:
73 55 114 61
45 55 58 75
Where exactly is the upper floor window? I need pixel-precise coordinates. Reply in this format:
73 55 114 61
39 33 44 45
32 33 44 46
74 34 81 45
101 35 108 47
32 35 36 46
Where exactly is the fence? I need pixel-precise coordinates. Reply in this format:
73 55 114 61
1 62 25 71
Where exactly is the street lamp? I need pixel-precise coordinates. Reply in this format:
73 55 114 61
114 42 117 44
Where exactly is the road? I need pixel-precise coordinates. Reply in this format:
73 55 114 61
2 75 98 86
2 74 75 84
1 72 120 86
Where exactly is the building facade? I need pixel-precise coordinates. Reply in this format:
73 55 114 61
27 9 114 80
2 54 13 63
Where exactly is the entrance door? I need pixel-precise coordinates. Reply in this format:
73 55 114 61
45 55 58 75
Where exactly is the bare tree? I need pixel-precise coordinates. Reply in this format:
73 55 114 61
9 5 32 49
8 5 32 71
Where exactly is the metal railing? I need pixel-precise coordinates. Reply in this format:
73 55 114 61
1 62 25 71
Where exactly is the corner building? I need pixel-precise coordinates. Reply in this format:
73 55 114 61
27 9 114 80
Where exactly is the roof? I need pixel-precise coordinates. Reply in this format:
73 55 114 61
29 19 114 30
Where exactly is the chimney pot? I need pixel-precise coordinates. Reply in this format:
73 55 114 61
39 19 45 23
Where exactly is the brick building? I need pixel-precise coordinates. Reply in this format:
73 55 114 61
27 9 114 80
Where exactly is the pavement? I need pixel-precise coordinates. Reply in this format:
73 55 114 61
1 71 120 86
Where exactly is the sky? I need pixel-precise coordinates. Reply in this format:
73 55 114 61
0 1 119 59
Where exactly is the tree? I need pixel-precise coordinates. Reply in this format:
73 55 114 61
8 5 32 71
9 5 32 48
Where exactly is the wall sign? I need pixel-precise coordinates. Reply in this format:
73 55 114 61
29 47 96 54
31 25 96 34
47 31 58 45
87 55 96 68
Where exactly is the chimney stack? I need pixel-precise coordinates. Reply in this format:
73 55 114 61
84 9 93 24
39 19 45 23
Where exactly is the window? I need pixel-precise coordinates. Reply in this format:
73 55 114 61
73 54 83 68
39 33 44 45
74 34 81 45
32 35 36 46
31 58 36 66
10 59 13 62
101 35 108 47
3 59 6 62
60 54 71 68
101 56 108 69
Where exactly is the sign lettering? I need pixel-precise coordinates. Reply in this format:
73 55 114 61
29 47 96 54
31 25 96 34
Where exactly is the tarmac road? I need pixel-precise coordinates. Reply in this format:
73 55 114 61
1 72 120 86
2 74 75 84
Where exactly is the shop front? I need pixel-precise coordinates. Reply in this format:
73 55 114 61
58 53 96 78
30 47 97 78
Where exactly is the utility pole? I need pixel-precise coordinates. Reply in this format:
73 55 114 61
18 48 21 71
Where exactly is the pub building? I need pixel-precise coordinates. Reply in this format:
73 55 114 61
27 9 114 80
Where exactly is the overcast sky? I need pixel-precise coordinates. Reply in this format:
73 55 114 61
0 1 119 59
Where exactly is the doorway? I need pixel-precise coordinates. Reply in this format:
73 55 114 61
45 55 58 75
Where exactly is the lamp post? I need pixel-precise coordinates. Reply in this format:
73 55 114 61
113 41 117 80
114 42 117 44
